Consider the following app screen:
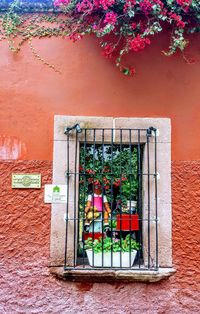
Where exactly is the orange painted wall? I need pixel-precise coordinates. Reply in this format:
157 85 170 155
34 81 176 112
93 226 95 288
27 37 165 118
0 32 199 161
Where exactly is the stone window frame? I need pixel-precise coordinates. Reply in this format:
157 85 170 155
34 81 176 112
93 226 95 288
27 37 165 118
50 116 175 282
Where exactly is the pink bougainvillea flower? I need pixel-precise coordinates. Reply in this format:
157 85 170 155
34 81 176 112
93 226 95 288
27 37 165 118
169 12 186 28
92 24 98 30
102 43 115 59
98 0 115 10
69 33 83 42
176 0 192 11
76 0 93 13
129 35 150 52
139 0 153 14
54 0 70 6
50 0 198 75
131 22 137 30
104 12 118 25
129 67 136 76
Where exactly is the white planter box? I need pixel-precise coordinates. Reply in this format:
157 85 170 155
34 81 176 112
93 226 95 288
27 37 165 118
86 250 137 268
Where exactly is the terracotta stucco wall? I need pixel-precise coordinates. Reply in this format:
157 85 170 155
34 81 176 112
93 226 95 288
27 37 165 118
0 33 200 161
0 33 200 313
0 160 200 313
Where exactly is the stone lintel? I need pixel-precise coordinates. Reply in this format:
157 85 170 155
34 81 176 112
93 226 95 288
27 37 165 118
50 267 176 283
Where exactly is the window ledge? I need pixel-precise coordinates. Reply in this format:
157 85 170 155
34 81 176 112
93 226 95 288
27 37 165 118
50 267 176 283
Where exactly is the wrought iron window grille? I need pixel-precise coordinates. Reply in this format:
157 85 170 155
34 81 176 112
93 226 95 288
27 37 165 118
63 126 159 271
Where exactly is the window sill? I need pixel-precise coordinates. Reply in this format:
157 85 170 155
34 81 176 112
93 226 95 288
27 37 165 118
50 267 176 283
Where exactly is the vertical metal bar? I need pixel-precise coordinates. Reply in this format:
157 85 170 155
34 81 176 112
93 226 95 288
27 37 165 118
119 129 122 268
77 149 81 267
82 129 87 267
101 129 104 267
154 131 158 269
147 131 151 269
137 130 142 268
92 129 96 267
73 131 78 267
64 133 70 268
129 129 132 268
111 129 114 268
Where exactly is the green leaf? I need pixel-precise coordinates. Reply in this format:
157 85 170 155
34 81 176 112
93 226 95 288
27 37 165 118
128 10 135 18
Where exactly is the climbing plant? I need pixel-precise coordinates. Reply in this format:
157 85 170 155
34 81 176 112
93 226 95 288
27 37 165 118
0 0 199 75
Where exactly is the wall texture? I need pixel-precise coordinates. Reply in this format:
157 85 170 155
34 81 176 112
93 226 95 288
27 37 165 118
0 33 200 161
0 160 199 313
0 29 200 313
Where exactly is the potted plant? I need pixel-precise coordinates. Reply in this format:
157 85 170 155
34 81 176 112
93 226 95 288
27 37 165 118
85 235 140 267
79 145 139 232
121 179 138 211
115 175 139 231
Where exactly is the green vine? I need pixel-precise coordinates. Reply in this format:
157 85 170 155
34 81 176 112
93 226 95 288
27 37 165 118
0 0 68 71
0 0 199 75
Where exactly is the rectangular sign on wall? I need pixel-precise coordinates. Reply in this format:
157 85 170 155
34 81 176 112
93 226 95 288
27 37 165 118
44 185 67 203
12 173 41 189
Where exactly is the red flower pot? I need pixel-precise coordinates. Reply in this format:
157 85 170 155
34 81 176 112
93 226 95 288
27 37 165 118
116 214 139 231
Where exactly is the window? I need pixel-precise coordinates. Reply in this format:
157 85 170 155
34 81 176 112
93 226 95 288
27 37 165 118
50 116 175 282
78 141 141 269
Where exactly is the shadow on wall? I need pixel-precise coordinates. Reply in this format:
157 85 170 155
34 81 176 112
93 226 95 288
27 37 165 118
0 135 27 159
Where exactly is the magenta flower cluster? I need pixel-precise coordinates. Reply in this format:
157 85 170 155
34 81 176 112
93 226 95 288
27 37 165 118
54 0 199 75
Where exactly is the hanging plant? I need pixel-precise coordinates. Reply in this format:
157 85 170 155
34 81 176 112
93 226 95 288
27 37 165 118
0 0 199 75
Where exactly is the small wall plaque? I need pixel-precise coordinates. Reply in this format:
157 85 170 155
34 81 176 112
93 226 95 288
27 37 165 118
12 173 41 189
44 185 67 203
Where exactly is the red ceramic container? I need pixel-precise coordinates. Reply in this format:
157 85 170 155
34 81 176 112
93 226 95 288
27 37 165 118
116 214 139 231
